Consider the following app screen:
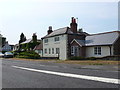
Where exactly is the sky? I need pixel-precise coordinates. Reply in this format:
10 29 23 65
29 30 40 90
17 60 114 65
0 0 118 45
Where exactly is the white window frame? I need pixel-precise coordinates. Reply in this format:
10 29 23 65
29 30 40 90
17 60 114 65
49 48 51 54
44 48 47 54
56 48 60 54
44 39 48 43
52 48 54 54
71 46 75 55
54 37 60 42
94 47 101 55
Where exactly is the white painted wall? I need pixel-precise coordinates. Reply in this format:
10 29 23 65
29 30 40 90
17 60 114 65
2 43 12 51
43 34 67 60
86 46 112 57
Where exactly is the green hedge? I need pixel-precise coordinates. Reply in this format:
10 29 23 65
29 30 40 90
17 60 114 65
16 51 40 59
69 56 96 60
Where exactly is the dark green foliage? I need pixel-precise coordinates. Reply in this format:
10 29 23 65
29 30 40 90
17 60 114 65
86 57 96 60
16 51 40 59
32 33 37 43
19 33 26 44
69 56 86 60
69 56 97 60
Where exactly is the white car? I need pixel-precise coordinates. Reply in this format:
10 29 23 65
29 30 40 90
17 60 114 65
0 52 4 58
4 52 13 58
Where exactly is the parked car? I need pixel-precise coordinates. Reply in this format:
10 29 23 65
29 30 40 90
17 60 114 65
4 52 13 58
0 52 4 58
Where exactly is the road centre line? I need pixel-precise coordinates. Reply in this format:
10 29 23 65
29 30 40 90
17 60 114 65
12 65 120 85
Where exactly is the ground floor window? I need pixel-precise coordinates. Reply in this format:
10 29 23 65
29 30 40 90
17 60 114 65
71 46 74 55
52 48 54 54
44 48 47 54
94 47 101 55
49 48 51 54
56 48 60 54
71 46 79 56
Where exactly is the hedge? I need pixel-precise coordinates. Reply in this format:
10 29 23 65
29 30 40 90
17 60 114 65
16 51 40 59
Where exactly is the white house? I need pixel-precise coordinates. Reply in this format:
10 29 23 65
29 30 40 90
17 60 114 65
42 27 69 60
2 42 12 52
42 17 120 60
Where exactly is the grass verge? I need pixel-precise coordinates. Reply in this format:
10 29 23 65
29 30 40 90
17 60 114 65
5 58 120 65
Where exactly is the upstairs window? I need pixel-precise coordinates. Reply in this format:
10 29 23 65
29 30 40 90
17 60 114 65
54 37 60 42
94 47 101 55
44 39 48 43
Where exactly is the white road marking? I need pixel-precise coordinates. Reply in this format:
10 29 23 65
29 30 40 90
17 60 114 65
12 65 120 84
39 64 59 68
39 65 46 66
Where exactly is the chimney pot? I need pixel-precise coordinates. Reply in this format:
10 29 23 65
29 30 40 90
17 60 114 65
48 26 53 34
49 26 52 30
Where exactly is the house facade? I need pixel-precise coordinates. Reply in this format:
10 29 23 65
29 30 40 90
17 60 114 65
2 42 12 52
42 17 120 60
42 27 68 60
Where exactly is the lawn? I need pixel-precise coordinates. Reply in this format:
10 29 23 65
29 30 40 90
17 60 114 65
7 58 120 65
56 60 120 65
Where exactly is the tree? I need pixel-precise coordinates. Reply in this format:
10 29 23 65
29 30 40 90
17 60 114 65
19 33 26 44
32 33 37 43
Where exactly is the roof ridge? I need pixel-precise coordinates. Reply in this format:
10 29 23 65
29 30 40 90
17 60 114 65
90 31 120 36
53 26 68 32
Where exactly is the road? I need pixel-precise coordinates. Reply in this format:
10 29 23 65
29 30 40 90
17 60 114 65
1 59 120 88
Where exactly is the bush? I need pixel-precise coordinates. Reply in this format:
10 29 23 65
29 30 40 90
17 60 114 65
69 56 86 60
69 56 97 60
16 51 40 59
86 57 96 60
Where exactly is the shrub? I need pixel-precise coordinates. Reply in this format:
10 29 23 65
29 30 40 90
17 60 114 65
86 57 96 60
69 56 97 60
69 56 86 60
16 51 40 59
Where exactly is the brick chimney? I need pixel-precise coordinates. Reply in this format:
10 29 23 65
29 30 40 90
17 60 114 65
70 17 77 33
47 26 53 34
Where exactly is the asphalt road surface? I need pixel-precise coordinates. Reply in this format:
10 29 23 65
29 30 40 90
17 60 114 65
1 59 120 88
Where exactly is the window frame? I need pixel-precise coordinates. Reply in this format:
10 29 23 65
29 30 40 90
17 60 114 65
56 48 60 54
49 48 51 54
44 48 47 54
54 37 60 42
52 48 54 54
71 46 74 55
94 47 101 55
44 39 48 43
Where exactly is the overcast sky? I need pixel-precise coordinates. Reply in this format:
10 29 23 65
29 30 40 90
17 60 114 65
0 0 118 45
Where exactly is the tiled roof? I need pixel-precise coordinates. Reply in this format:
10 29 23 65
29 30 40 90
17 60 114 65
21 39 32 44
72 31 120 46
85 31 120 46
34 43 43 50
75 40 86 46
71 39 85 46
42 27 73 38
